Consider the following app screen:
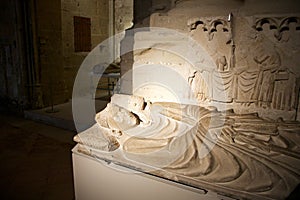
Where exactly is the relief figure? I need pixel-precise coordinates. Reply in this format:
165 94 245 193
251 34 281 108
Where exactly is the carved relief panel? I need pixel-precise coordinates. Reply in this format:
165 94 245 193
186 14 300 120
188 16 235 103
188 16 233 71
250 16 299 111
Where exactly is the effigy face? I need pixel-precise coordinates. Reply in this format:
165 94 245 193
73 1 300 199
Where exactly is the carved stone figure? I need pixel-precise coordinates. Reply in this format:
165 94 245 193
189 17 233 72
251 33 281 108
249 16 300 117
74 94 300 200
73 2 300 199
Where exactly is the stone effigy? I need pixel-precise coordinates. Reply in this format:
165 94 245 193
74 94 300 199
74 1 300 199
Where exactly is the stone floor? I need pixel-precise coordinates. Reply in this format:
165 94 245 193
24 100 109 131
0 112 76 200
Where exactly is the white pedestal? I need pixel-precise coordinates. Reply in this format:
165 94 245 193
72 145 224 200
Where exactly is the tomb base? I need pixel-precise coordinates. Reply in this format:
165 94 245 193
72 145 231 200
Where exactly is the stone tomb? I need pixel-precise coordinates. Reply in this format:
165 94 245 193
73 1 300 199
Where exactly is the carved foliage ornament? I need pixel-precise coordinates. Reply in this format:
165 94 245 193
254 16 300 41
188 17 231 41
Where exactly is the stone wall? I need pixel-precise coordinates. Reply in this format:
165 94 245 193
1 0 112 108
35 0 66 106
61 0 110 99
115 0 133 33
0 0 67 108
0 0 28 108
119 0 173 94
